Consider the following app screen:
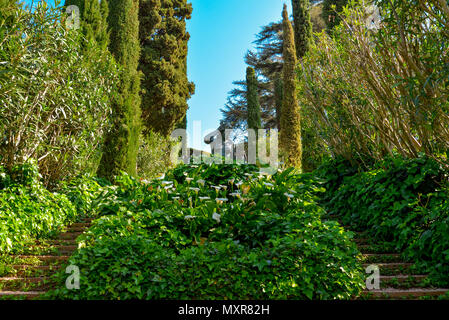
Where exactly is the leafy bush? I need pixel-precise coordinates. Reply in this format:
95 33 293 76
0 1 120 186
137 131 177 180
323 155 449 285
0 161 77 253
47 164 364 300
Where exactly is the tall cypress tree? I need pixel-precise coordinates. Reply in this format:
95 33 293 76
97 0 142 180
274 76 283 131
291 0 313 59
280 4 302 170
139 0 195 137
64 0 109 50
246 67 262 131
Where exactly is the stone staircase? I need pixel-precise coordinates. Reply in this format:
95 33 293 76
0 219 93 300
350 227 449 299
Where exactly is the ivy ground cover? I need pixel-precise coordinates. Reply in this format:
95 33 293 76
46 164 365 300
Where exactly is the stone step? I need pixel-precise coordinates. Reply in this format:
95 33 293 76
20 244 78 255
15 255 70 265
70 222 91 228
359 244 399 254
380 274 427 284
362 263 414 275
65 226 88 233
36 239 77 246
361 253 402 263
362 288 449 299
7 265 61 277
57 232 83 240
0 291 45 299
0 277 54 291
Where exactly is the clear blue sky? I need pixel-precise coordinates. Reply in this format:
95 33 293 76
186 0 291 150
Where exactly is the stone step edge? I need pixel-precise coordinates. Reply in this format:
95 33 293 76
361 288 449 298
0 291 45 298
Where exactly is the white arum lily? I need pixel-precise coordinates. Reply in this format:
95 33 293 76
216 198 228 203
212 212 221 223
185 177 194 183
156 173 165 180
197 179 206 186
219 185 228 190
199 196 210 201
212 186 221 193
172 197 180 200
189 187 200 194
184 215 196 220
230 192 241 198
263 182 274 187
284 192 294 199
229 179 235 186
263 193 272 196
162 181 173 186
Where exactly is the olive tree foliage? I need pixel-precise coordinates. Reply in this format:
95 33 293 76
0 1 119 186
298 0 449 163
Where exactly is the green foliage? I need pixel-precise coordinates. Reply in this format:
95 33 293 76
280 4 302 170
0 1 119 186
98 0 142 180
321 156 449 286
322 0 348 30
138 0 195 136
137 131 177 180
291 0 313 58
0 161 77 253
46 164 364 300
64 0 109 50
246 67 262 131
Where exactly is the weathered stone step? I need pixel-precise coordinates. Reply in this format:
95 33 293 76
70 222 91 228
0 291 44 299
15 255 70 265
19 244 78 255
359 244 399 254
361 253 402 263
362 288 449 299
362 263 414 275
0 277 54 291
7 265 61 277
380 274 427 283
65 226 88 232
57 232 83 240
36 239 77 246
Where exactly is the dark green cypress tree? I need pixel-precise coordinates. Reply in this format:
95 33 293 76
291 0 313 59
274 76 283 131
280 4 302 170
64 0 109 49
97 0 142 180
246 67 262 131
139 0 195 137
322 0 348 31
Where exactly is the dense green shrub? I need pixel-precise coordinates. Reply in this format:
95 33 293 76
323 155 449 285
137 131 177 180
47 164 364 299
0 161 77 253
0 1 120 186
